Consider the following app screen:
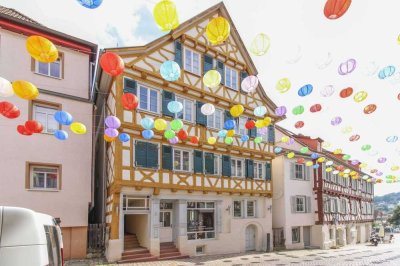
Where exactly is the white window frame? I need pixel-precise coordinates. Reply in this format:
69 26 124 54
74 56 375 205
122 195 150 211
187 201 216 240
224 65 238 90
32 104 59 134
233 199 256 218
295 163 305 180
183 47 201 75
176 96 194 123
160 210 172 227
233 200 243 218
254 161 264 180
35 56 62 79
246 200 256 218
292 227 300 243
30 165 60 191
206 108 223 130
236 116 247 136
231 158 245 178
295 196 305 213
138 84 160 114
173 148 192 172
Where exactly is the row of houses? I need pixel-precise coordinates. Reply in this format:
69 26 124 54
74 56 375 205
0 3 374 263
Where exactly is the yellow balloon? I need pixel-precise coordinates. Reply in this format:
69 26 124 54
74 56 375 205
26 36 58 63
367 179 372 183
353 91 368 103
104 134 116 142
325 167 333 172
154 118 168 131
281 136 289 143
360 163 368 169
306 161 313 167
250 33 270 56
339 172 345 177
227 129 235 137
208 137 217 145
398 34 400 45
343 174 349 178
70 122 87 134
341 126 353 134
263 117 272 126
322 142 331 148
287 152 295 159
317 157 325 163
255 119 266 128
153 0 179 31
391 165 399 171
350 171 357 176
12 80 39 100
230 104 244 118
333 149 342 155
206 17 230 45
203 70 221 89
276 78 291 93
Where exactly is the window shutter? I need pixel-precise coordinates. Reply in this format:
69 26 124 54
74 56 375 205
305 165 311 181
337 198 341 214
222 155 231 177
291 196 295 213
174 40 183 67
240 71 248 92
204 152 215 174
216 60 224 85
147 143 159 168
162 145 172 170
265 162 272 180
306 197 311 213
195 101 207 126
245 159 254 179
135 141 147 167
248 119 257 138
162 91 175 117
203 54 214 74
267 125 275 143
290 162 295 180
123 78 137 94
193 150 203 173
224 110 233 122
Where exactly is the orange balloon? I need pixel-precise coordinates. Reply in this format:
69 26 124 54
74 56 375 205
363 104 377 114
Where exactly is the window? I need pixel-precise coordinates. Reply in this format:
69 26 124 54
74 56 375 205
122 195 149 211
256 128 268 142
236 116 247 136
224 66 238 90
176 97 194 122
135 141 159 169
295 164 305 180
254 162 264 179
292 227 300 243
231 158 244 178
196 246 205 255
160 211 172 227
329 228 334 240
247 201 255 217
233 200 243 217
233 200 256 218
207 108 223 129
173 149 191 172
323 196 330 213
35 53 63 79
296 196 305 212
184 48 201 75
28 164 60 190
341 199 347 214
138 85 159 113
187 201 215 240
32 103 59 134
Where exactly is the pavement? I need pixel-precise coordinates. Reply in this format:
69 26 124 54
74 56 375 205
66 234 400 266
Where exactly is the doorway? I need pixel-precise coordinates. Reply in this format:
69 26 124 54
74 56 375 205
159 201 174 243
124 214 149 249
245 225 256 251
303 226 311 247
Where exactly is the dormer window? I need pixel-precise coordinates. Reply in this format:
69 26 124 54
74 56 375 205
184 47 201 75
225 65 238 90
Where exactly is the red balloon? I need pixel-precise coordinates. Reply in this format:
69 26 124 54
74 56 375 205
349 134 360 142
100 52 124 77
245 120 256 129
297 158 305 164
25 120 43 133
336 165 344 171
295 121 304 129
177 129 188 141
324 0 352 20
310 104 322 113
190 136 199 144
121 93 138 110
17 125 33 136
340 87 353 98
3 106 20 119
397 93 400 101
0 101 15 115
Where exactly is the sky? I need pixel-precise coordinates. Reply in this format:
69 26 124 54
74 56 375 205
2 0 400 196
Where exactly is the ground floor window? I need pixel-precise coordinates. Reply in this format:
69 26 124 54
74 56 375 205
187 201 215 240
292 227 300 243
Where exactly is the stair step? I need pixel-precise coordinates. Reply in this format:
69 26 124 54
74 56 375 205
160 247 179 253
122 248 147 255
118 256 158 263
160 251 182 258
121 252 153 260
160 242 174 246
159 255 190 261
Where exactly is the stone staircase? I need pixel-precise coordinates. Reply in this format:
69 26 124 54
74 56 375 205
159 242 189 260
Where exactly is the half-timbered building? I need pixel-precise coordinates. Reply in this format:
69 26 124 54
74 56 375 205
94 3 281 262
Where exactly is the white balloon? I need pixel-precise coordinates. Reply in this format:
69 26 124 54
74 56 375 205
316 52 333 70
0 77 14 97
320 85 335 97
241 75 259 93
201 103 215 116
285 45 302 64
363 61 379 76
254 106 267 117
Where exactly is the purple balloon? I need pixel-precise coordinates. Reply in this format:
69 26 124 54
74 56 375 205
351 160 359 165
331 116 342 126
258 127 268 136
377 157 387 163
376 171 383 176
338 58 357 75
275 106 287 116
105 116 121 129
169 136 179 144
287 138 295 145
105 128 119 138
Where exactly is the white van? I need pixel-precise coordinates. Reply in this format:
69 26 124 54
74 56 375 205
0 206 64 266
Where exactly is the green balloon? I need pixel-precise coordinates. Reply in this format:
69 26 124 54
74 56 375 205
300 147 309 153
361 144 371 151
170 119 183 131
164 129 175 139
292 105 304 115
342 154 351 160
224 136 233 145
254 136 263 144
386 175 395 179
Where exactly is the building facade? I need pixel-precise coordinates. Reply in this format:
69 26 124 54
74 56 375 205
0 6 97 259
94 3 281 263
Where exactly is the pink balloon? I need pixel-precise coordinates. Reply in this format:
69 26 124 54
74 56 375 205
105 116 121 129
241 75 259 93
338 58 357 75
105 128 119 138
275 106 287 116
169 136 179 144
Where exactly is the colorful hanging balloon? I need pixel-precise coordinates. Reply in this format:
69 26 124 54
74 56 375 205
310 104 322 113
77 0 103 9
386 136 398 143
154 118 168 131
298 84 313 97
342 154 351 160
218 130 228 138
230 104 244 118
324 0 352 19
119 133 130 142
153 0 179 31
70 122 87 134
54 111 73 126
25 120 43 133
241 75 259 93
341 126 352 134
224 119 236 130
226 129 235 137
287 152 295 159
164 129 175 139
254 136 262 144
105 128 119 138
306 161 313 167
253 106 267 117
177 129 188 140
12 80 39 100
121 93 138 110
331 116 342 126
317 157 326 163
338 58 356 75
141 117 154 130
300 147 309 153
361 144 371 151
142 129 154 139
292 105 305 115
0 77 13 97
274 147 282 153
208 136 217 145
190 136 199 144
378 65 396 79
206 17 230 45
276 78 291 93
26 36 58 63
201 103 215 116
54 130 68 140
340 87 353 98
333 149 342 154
297 158 305 164
320 85 335 97
326 160 334 166
241 135 249 142
391 165 399 171
100 52 124 77
353 91 368 103
249 33 270 56
160 60 181 81
17 125 32 136
0 102 20 119
245 120 255 129
203 70 221 89
170 119 183 131
295 121 304 129
275 106 287 116
105 116 121 129
167 101 183 114
351 159 359 165
169 136 179 144
363 104 377 114
311 153 319 159
281 136 289 143
349 134 360 142
378 157 387 163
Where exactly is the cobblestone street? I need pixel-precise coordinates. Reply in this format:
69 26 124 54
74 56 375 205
66 234 400 266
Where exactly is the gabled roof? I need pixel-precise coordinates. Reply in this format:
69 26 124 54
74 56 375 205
0 6 42 26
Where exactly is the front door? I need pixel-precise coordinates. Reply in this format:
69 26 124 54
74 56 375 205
303 226 311 247
159 210 173 243
245 225 256 251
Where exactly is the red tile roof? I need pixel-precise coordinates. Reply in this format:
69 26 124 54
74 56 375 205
0 6 42 26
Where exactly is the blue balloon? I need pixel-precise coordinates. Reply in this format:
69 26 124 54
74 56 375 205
274 147 282 153
142 129 154 140
378 65 395 79
167 101 183 114
311 153 319 159
119 133 130 142
218 130 228 138
54 111 73 126
313 164 320 169
160 61 181 81
224 119 236 130
241 135 249 142
77 0 103 9
141 117 154 130
54 130 68 140
298 84 313 97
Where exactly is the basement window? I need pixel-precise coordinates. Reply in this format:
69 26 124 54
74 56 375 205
196 245 205 255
